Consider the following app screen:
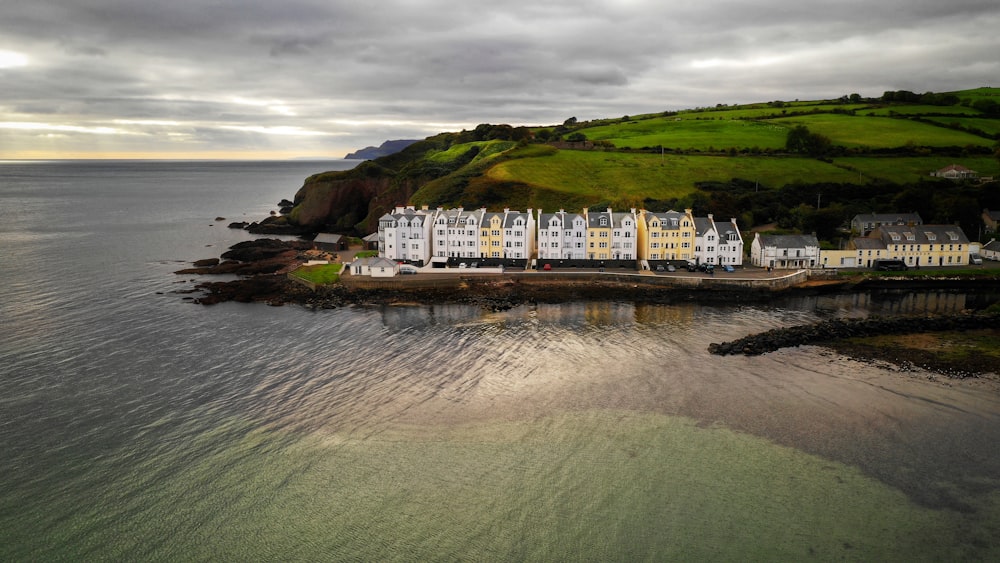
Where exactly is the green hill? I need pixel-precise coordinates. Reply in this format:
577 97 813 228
285 87 1000 241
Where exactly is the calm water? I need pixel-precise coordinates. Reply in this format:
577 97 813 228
2 161 1000 561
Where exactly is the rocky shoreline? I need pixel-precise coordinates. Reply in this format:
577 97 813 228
708 313 1000 378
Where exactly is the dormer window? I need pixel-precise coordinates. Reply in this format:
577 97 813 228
947 231 959 241
889 232 900 241
905 232 915 241
924 232 936 241
600 217 608 226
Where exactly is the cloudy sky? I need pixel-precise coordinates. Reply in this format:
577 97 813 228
1 1 998 159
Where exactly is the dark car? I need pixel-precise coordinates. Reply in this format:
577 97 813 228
698 263 714 273
655 264 665 272
874 259 907 271
685 262 698 272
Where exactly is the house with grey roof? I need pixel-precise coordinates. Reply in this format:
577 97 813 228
850 212 922 235
983 209 1000 233
694 214 744 266
750 233 820 269
537 209 587 260
982 239 1000 262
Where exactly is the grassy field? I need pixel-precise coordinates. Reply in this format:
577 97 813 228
582 118 789 150
770 114 992 148
857 105 984 117
290 263 342 285
921 117 1000 137
486 151 862 201
832 156 1000 184
425 140 516 164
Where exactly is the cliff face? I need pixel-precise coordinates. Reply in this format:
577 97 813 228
287 164 423 234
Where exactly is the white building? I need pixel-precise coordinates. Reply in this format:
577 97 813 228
751 233 820 269
352 257 399 277
431 207 484 262
537 209 587 260
377 206 433 265
610 208 638 260
500 208 535 259
694 214 743 266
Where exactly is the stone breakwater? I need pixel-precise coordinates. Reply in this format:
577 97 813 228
708 312 1000 357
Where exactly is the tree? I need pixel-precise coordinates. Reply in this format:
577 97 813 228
785 125 831 157
563 116 578 126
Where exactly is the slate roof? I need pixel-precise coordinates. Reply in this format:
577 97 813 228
314 233 343 245
983 240 1000 252
851 212 922 226
874 225 969 245
644 210 686 229
756 234 820 248
694 217 714 236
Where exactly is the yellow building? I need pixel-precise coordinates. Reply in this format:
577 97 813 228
870 225 969 267
479 212 505 258
585 208 613 260
637 209 696 261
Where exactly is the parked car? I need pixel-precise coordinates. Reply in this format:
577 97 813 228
655 264 665 272
698 263 714 273
667 264 676 272
971 253 983 265
873 259 907 271
723 265 735 273
399 265 418 275
542 263 552 271
458 262 467 269
685 262 698 272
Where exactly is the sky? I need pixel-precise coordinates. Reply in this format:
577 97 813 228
1 0 998 160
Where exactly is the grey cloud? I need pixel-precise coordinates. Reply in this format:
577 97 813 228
2 0 998 157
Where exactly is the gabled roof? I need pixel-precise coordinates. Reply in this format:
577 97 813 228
314 233 343 244
363 233 379 242
645 210 686 229
983 240 1000 252
851 237 886 250
937 164 975 173
756 234 819 248
872 224 969 245
503 211 528 228
694 217 715 236
369 257 397 268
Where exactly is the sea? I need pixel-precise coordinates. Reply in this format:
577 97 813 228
2 160 1000 561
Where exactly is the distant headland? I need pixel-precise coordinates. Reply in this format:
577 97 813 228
343 139 419 160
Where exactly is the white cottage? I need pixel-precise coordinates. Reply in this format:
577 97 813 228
751 233 820 269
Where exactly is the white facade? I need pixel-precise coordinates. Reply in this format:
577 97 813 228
751 233 820 269
377 206 433 265
537 209 587 259
432 207 483 260
695 214 743 265
501 208 535 259
610 208 638 260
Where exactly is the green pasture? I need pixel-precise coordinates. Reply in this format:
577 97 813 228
922 117 1000 137
290 263 342 285
833 156 1000 184
426 140 516 165
857 105 983 117
771 114 993 148
675 103 869 121
953 87 1000 103
486 151 862 200
582 118 790 151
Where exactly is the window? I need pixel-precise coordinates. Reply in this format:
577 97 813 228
600 217 608 226
599 242 608 248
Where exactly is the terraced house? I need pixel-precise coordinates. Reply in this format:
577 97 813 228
377 205 433 265
637 209 696 262
866 225 969 268
694 214 744 266
584 208 638 261
431 207 483 261
478 208 535 259
537 209 587 260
